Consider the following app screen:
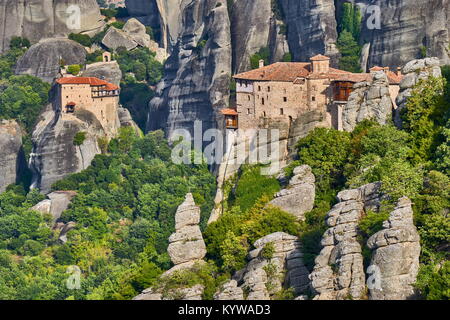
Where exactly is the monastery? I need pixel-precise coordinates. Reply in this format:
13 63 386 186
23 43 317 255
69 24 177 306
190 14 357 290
222 54 403 131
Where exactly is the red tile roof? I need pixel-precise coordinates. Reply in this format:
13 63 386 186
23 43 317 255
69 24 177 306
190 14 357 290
310 54 330 61
234 61 403 85
220 108 238 116
56 77 119 90
233 62 311 82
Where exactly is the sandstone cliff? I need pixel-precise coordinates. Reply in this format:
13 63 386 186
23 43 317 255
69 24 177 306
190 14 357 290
29 103 119 194
0 0 104 53
0 120 24 192
146 0 231 141
230 0 288 73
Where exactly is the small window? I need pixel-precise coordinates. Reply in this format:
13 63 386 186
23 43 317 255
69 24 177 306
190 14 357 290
263 111 266 117
283 97 287 102
262 98 265 105
247 108 251 115
284 89 287 94
280 108 284 115
258 86 261 91
267 86 270 92
312 96 316 102
248 95 251 101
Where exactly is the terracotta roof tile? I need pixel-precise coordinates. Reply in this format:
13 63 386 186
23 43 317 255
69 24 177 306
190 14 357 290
220 108 238 116
57 77 120 90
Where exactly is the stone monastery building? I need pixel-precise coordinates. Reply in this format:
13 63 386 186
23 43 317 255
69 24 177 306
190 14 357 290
226 55 403 131
55 76 120 136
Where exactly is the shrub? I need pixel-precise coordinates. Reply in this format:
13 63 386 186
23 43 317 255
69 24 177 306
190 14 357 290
67 64 81 76
73 132 87 146
68 33 93 47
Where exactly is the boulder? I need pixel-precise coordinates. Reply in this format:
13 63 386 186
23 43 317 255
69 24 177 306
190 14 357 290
15 38 87 83
269 165 315 220
122 18 152 48
367 197 421 300
82 61 122 86
0 120 24 192
31 190 77 221
102 27 138 51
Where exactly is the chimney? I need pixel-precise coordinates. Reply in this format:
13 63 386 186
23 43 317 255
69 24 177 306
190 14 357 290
259 59 265 68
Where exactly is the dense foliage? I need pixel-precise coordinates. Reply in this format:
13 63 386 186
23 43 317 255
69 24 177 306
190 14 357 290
337 3 362 72
0 130 216 299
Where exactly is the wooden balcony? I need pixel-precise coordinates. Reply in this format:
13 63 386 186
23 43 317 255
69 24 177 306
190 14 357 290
333 81 354 102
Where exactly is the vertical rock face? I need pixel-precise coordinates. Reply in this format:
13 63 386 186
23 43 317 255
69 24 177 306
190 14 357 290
367 197 421 300
15 38 87 83
0 0 104 53
310 182 382 300
395 57 442 127
146 0 231 141
230 0 288 73
30 104 117 194
269 165 315 221
343 71 393 132
0 120 24 192
167 193 207 266
134 193 207 301
279 0 340 65
356 0 450 69
233 232 310 300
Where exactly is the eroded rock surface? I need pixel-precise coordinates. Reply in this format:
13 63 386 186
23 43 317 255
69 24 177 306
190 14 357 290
167 193 207 265
367 197 421 300
0 120 24 192
0 0 104 53
269 165 315 221
15 38 87 82
234 232 310 300
343 71 393 132
31 191 77 221
146 0 231 141
310 182 382 300
82 61 122 86
395 57 442 127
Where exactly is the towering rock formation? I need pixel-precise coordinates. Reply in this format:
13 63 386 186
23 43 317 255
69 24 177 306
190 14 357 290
0 120 24 192
269 165 315 221
342 71 394 132
134 193 208 300
226 232 310 300
367 197 421 300
279 0 340 65
167 193 207 267
82 60 122 86
146 0 231 140
395 57 442 127
355 0 450 69
230 0 289 73
15 38 87 83
310 182 382 300
0 0 104 53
